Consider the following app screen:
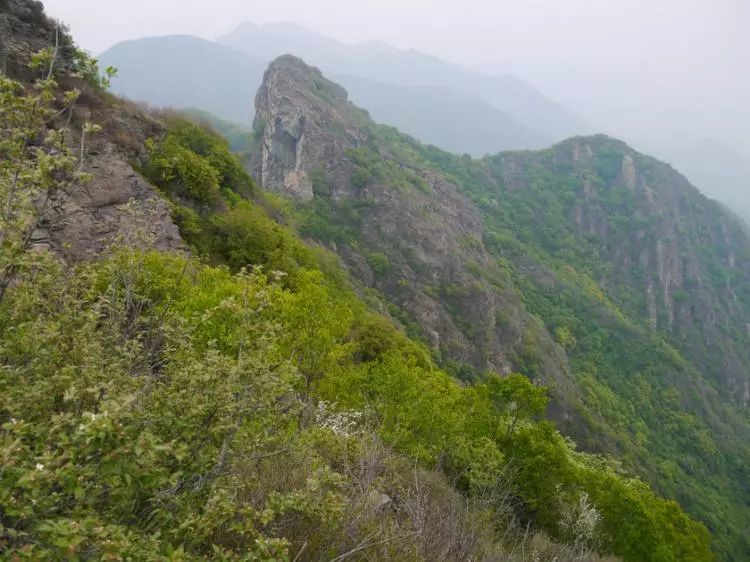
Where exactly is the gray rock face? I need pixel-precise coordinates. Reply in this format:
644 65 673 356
252 55 576 404
0 0 75 78
37 152 183 261
252 55 368 201
2 0 186 262
47 98 186 261
489 135 750 407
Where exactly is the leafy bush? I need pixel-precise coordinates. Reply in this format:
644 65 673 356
145 117 255 205
208 201 318 283
145 135 221 203
71 46 117 89
0 247 712 561
351 165 372 189
365 251 392 276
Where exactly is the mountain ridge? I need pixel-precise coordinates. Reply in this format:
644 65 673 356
99 25 586 153
219 21 589 141
250 54 750 560
99 34 265 123
0 1 738 558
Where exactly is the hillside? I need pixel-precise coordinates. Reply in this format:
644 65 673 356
250 55 750 560
92 22 750 219
0 2 720 561
336 74 550 154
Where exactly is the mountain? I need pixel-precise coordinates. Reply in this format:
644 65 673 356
336 74 550 154
251 55 750 560
99 23 748 221
219 21 589 142
99 23 585 152
98 35 265 123
2 2 716 560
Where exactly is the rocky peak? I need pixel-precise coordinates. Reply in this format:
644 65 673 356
252 55 370 200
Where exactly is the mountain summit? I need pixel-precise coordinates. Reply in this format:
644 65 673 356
100 23 587 154
253 54 575 387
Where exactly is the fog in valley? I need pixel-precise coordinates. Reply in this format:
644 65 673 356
44 0 750 218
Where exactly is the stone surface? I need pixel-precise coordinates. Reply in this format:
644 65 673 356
2 0 186 262
252 55 369 201
0 0 75 78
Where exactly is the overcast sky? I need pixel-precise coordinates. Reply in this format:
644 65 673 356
43 0 750 156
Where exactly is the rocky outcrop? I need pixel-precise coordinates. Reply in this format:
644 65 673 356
491 136 750 406
252 55 370 201
251 54 750 415
252 55 577 407
46 98 185 260
2 0 185 262
35 152 183 260
0 0 75 78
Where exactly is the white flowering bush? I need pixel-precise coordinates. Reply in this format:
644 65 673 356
560 492 602 553
315 400 364 437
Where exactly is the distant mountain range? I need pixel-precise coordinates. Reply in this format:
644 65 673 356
99 22 588 153
99 22 749 218
218 21 589 143
99 35 265 124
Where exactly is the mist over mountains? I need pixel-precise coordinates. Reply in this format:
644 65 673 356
99 21 587 153
219 21 589 142
99 21 748 219
98 35 265 124
4 0 750 558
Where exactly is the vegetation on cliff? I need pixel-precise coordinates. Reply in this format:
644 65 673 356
0 48 713 561
244 56 749 560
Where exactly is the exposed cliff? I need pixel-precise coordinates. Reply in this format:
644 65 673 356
2 7 721 560
1 0 183 261
481 136 750 406
253 56 575 396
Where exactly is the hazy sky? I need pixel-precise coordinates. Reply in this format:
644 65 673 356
43 0 750 155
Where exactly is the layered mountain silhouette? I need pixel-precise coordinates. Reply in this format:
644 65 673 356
219 21 589 142
99 22 589 153
99 35 266 124
99 22 750 221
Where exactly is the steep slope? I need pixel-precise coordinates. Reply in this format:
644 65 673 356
98 35 265 124
250 55 750 560
433 136 750 560
252 55 573 392
0 3 715 560
478 138 750 403
0 0 183 261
